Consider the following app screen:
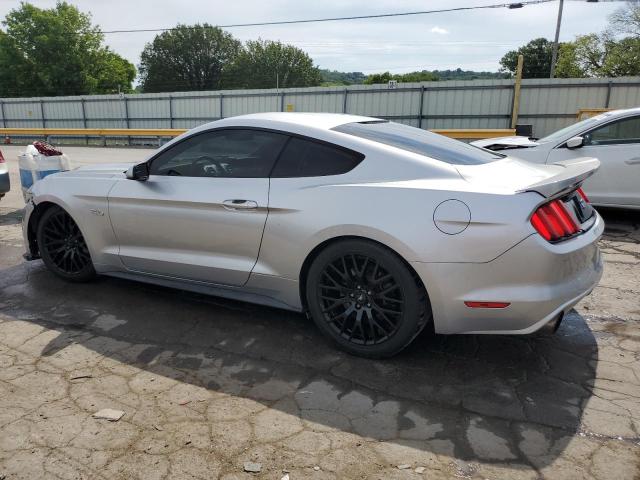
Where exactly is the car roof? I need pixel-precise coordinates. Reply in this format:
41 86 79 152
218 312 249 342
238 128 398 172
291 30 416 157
199 112 380 131
597 107 640 119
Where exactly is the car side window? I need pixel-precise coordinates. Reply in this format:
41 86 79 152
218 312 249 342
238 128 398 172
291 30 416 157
583 116 640 146
271 137 364 178
148 129 288 178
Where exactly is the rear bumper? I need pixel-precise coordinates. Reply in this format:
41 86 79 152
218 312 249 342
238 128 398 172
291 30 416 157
412 212 604 334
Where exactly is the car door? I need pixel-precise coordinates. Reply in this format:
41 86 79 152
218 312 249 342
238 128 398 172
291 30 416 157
547 115 640 207
108 128 288 286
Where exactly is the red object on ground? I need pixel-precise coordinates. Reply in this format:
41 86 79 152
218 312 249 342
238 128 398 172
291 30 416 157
33 141 63 156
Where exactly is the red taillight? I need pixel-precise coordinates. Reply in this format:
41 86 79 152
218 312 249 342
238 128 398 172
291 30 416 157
577 187 589 203
0 150 4 163
531 199 579 242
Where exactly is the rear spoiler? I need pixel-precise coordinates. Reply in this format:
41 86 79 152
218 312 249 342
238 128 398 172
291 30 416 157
517 157 600 198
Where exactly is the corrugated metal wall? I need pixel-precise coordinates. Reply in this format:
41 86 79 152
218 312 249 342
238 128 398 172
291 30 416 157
1 77 639 138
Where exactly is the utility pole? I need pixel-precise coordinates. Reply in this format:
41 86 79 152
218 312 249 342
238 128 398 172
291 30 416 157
549 0 564 78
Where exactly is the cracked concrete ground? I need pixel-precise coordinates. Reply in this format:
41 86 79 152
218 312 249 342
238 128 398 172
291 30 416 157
0 147 639 479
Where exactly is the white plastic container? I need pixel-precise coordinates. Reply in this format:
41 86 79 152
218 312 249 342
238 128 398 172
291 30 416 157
18 152 38 201
18 146 73 201
36 154 67 180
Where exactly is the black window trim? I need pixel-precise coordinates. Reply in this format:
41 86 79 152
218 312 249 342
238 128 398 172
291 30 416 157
145 126 365 179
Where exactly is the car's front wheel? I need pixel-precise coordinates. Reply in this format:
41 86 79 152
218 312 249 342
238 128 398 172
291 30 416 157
36 206 96 282
306 239 431 358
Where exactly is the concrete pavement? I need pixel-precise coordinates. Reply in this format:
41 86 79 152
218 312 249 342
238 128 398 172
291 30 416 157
0 146 639 479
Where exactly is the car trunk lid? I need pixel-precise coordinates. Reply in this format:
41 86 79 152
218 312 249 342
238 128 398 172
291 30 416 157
457 157 599 241
455 156 600 198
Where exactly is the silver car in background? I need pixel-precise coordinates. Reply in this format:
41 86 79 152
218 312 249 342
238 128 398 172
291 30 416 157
473 107 640 209
22 113 604 357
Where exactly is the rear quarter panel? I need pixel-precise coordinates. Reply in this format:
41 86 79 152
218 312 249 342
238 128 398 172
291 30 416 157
257 154 544 282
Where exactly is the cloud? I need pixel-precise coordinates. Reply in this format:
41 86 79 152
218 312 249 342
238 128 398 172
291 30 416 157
430 26 449 35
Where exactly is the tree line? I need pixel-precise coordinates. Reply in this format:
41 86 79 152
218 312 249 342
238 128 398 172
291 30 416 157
1 1 639 98
500 3 640 78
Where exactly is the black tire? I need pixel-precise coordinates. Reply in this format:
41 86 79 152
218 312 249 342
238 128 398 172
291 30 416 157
306 239 431 358
36 206 96 282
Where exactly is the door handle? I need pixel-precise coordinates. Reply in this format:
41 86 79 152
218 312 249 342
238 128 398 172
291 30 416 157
625 157 640 165
222 199 258 210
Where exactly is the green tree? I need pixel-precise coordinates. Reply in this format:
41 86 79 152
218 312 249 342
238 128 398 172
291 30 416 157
556 33 640 78
554 42 587 78
319 69 366 85
223 40 322 89
0 2 135 97
139 25 241 93
95 50 137 94
524 4 640 80
364 70 439 85
395 71 438 82
363 72 394 84
609 1 640 37
499 38 554 78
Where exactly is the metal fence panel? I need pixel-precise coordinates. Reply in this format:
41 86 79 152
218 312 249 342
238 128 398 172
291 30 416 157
609 81 640 110
4 100 44 126
1 77 639 139
284 91 344 113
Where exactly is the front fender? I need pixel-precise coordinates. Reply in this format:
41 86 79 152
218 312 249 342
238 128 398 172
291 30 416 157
28 175 121 269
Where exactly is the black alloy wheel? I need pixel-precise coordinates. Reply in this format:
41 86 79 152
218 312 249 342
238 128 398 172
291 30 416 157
36 206 96 282
318 253 404 345
306 239 430 358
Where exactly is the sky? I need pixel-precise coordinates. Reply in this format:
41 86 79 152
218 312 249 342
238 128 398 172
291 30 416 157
0 0 625 75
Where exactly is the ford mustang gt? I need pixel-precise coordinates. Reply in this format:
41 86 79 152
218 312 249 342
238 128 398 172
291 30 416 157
22 113 604 357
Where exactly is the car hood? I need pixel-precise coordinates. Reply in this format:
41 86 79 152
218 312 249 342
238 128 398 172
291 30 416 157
456 157 600 197
74 163 132 174
471 136 540 150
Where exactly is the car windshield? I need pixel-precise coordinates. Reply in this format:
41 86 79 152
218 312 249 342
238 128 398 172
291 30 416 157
538 114 614 143
332 121 504 165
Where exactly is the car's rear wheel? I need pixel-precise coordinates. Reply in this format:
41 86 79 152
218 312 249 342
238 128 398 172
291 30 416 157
306 239 430 358
36 206 96 282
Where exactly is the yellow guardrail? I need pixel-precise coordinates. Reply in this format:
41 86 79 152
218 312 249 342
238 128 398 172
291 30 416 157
0 127 516 140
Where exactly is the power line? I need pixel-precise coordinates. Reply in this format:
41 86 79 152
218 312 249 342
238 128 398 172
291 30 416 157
98 0 557 34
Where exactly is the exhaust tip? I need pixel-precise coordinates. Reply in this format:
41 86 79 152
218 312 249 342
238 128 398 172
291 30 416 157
539 312 564 336
552 312 564 333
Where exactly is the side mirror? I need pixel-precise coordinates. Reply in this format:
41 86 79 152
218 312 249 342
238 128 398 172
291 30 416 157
125 163 149 181
566 136 584 149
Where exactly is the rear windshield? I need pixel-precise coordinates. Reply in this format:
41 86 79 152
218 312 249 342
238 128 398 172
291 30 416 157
332 121 504 165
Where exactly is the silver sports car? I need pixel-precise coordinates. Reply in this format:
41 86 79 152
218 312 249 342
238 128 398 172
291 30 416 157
22 113 604 357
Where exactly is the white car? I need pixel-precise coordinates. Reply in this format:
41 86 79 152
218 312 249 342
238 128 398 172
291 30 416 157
473 108 640 209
